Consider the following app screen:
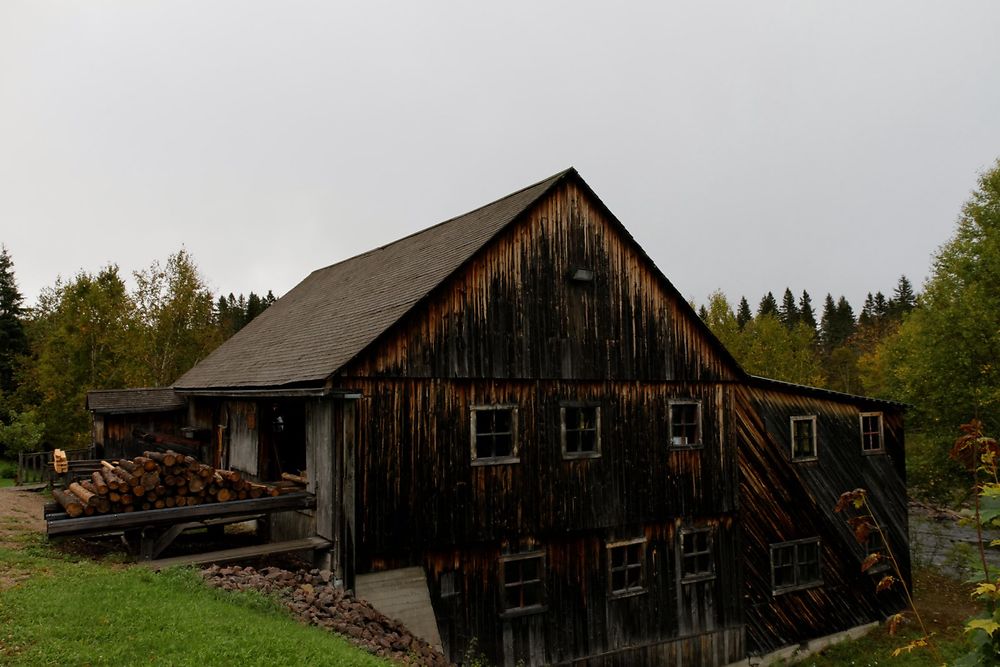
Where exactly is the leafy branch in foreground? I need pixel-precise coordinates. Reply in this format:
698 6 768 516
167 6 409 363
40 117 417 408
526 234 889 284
834 488 935 659
949 419 1000 666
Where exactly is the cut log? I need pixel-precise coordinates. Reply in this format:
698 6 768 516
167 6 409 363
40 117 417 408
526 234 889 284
90 471 109 495
69 482 95 506
281 472 307 485
53 489 85 518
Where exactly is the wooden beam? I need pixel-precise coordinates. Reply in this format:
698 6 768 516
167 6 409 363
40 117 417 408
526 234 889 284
142 536 332 570
46 493 315 537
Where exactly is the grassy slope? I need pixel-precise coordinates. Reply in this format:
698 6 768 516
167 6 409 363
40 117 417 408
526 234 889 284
0 539 387 666
795 566 976 666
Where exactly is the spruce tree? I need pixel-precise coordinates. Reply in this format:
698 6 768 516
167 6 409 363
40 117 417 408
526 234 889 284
779 288 799 329
757 292 779 319
819 294 837 350
736 297 753 330
698 304 709 320
859 293 875 327
0 246 27 395
889 275 917 319
798 290 817 331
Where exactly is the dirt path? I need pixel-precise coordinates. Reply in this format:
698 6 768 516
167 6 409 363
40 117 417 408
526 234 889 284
0 486 46 549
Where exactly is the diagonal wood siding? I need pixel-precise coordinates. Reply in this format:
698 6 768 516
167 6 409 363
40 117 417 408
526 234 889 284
736 384 908 652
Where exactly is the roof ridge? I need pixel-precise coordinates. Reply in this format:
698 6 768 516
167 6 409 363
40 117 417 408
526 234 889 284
304 167 576 277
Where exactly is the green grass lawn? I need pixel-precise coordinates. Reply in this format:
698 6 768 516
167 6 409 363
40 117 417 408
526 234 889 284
0 537 388 666
0 479 13 489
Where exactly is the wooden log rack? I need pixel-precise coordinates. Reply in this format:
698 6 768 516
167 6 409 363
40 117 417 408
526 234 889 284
45 492 326 564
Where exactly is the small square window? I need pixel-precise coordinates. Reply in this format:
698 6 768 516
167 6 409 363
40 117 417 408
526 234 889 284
501 552 545 615
790 416 817 461
471 406 519 465
860 412 884 454
670 400 702 448
608 538 646 597
770 538 823 594
562 404 600 459
680 528 715 582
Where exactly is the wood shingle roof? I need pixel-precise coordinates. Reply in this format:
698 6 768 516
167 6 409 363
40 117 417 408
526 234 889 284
87 387 186 414
174 168 574 390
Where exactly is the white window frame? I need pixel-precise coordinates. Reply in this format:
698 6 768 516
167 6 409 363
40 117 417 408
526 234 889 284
669 399 703 449
560 402 601 460
790 415 818 462
860 412 884 454
470 405 520 466
607 537 647 598
770 537 823 595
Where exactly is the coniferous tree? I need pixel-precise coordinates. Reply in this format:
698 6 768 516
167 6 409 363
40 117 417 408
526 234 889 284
698 304 709 320
873 292 889 323
779 288 799 329
819 294 838 351
0 246 28 396
757 292 779 319
798 290 817 331
736 297 753 330
859 293 875 327
834 296 856 341
888 275 917 319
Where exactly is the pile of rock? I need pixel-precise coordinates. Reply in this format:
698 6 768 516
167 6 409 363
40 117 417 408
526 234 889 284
201 564 451 666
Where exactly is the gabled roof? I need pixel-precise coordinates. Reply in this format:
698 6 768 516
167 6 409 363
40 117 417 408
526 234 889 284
87 387 186 414
175 169 574 389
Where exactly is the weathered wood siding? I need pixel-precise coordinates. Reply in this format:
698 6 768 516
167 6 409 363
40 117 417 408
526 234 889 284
349 379 737 556
344 180 738 383
331 180 746 664
736 384 908 652
423 519 743 666
99 412 185 459
224 400 259 477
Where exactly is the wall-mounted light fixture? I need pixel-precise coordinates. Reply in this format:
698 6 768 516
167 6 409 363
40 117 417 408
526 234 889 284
570 267 595 283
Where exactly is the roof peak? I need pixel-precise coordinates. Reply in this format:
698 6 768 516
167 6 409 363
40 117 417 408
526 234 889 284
305 167 576 278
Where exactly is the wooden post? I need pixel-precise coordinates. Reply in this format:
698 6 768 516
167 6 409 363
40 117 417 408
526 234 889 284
339 398 357 592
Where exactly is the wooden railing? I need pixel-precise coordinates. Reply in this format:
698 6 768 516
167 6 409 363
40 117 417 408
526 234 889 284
16 446 96 486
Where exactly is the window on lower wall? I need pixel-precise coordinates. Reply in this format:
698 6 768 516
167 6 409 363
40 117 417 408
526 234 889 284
669 400 702 448
607 538 646 598
500 552 546 616
471 406 519 465
790 415 818 461
860 412 884 454
561 403 600 459
771 538 822 594
680 528 715 582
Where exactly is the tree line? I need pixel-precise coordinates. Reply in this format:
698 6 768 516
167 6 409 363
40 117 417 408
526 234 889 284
0 249 274 455
698 159 1000 501
698 277 916 394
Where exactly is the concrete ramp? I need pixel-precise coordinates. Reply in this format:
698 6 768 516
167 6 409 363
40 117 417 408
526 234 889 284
355 567 443 652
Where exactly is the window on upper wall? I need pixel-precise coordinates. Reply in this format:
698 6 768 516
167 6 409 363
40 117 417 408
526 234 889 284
669 400 702 449
790 415 817 461
860 412 884 454
607 538 646 598
471 406 519 465
561 403 600 459
500 552 545 616
679 528 715 582
770 538 822 594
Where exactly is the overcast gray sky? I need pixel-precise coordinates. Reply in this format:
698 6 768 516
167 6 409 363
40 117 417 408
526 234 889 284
2 1 999 314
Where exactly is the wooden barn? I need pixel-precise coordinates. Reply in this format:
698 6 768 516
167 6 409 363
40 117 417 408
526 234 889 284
164 168 907 666
87 387 188 459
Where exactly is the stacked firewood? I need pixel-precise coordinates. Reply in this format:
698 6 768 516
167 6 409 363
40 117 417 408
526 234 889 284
51 451 281 519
